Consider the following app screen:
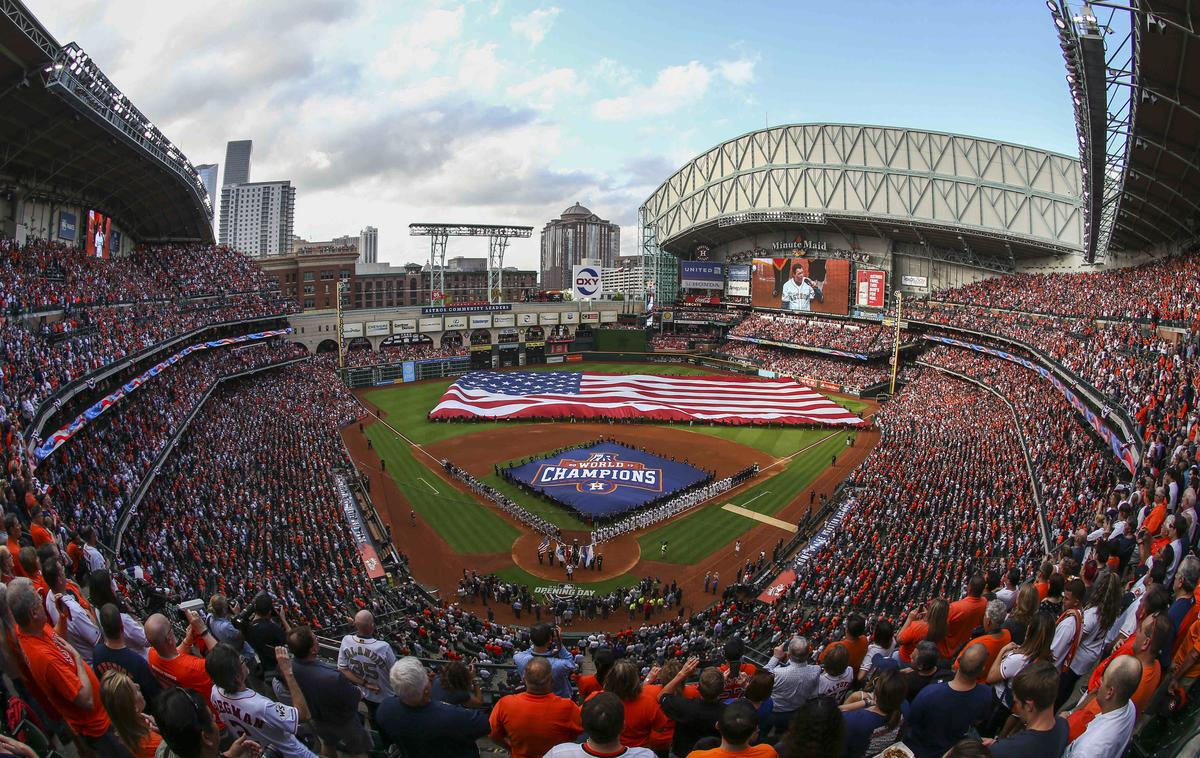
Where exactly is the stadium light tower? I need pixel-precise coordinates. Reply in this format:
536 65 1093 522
409 223 533 304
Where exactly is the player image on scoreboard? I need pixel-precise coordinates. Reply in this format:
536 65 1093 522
751 257 851 315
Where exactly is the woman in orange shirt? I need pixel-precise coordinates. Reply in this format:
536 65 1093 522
602 658 672 750
99 670 161 758
576 647 614 701
896 598 950 663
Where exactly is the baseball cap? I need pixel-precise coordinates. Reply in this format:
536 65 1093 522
871 653 900 675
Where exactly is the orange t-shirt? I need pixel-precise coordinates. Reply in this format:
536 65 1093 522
946 596 987 654
7 537 25 578
488 691 582 758
577 673 602 700
30 523 54 548
821 636 869 676
616 690 672 749
954 631 1012 682
897 621 928 663
1143 504 1168 536
135 730 163 758
1035 581 1049 600
149 650 214 699
1172 619 1200 680
688 745 779 758
16 626 110 737
66 542 84 576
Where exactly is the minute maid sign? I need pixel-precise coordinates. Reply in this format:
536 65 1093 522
572 264 602 300
534 451 662 494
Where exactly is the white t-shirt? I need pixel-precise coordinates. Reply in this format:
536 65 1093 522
859 641 898 680
544 744 656 758
818 668 853 703
45 592 101 663
210 686 317 758
995 586 1018 610
993 651 1032 704
337 635 396 703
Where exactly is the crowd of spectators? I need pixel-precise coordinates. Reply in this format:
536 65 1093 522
0 238 278 313
594 466 758 543
343 342 468 367
717 341 891 391
648 335 691 351
38 339 308 541
729 313 903 354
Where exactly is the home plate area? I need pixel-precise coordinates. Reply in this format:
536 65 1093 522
499 441 711 519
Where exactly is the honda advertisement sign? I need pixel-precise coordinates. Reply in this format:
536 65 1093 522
572 264 602 300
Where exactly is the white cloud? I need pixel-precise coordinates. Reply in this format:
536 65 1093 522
718 57 756 86
506 68 582 110
457 43 504 90
371 5 465 79
593 61 711 121
511 6 560 45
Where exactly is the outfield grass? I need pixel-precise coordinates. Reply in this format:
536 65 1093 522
364 424 520 554
636 430 851 565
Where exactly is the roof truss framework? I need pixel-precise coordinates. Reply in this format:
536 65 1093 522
643 124 1084 260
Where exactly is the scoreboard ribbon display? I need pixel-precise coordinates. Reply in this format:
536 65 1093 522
503 441 707 518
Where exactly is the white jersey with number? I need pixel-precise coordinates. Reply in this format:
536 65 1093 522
210 686 317 758
338 634 396 703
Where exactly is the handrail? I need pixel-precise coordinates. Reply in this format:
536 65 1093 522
917 361 1052 554
111 356 309 552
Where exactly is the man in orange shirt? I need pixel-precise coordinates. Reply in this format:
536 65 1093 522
819 614 869 680
1169 594 1200 690
8 577 127 755
687 699 777 758
945 574 988 656
1067 613 1170 740
954 600 1011 682
3 515 26 578
146 610 220 705
489 656 583 758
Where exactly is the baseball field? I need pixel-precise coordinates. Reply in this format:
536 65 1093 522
343 362 876 625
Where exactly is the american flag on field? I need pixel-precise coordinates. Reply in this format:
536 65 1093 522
537 536 550 555
429 372 864 426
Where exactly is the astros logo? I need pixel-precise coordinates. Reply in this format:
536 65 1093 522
533 453 663 495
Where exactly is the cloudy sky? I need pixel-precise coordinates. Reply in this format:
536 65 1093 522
27 0 1078 270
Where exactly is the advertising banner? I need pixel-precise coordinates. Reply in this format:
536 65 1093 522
422 303 511 315
751 257 850 315
469 314 492 329
58 212 77 242
600 312 618 323
392 319 417 334
680 261 725 290
855 270 886 308
901 274 929 289
518 312 539 326
342 323 364 338
493 314 516 328
109 229 122 254
402 361 416 382
365 321 391 337
540 312 561 325
333 475 385 579
571 264 603 300
726 264 752 297
418 317 443 333
562 311 579 324
444 315 468 330
580 311 600 323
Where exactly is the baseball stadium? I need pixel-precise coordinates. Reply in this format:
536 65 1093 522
0 1 1198 757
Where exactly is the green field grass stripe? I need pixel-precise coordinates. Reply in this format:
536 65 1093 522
364 424 520 554
637 431 849 564
482 474 592 532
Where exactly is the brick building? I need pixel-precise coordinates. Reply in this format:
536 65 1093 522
258 247 358 310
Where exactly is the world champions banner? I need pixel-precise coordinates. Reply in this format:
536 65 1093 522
503 441 707 518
